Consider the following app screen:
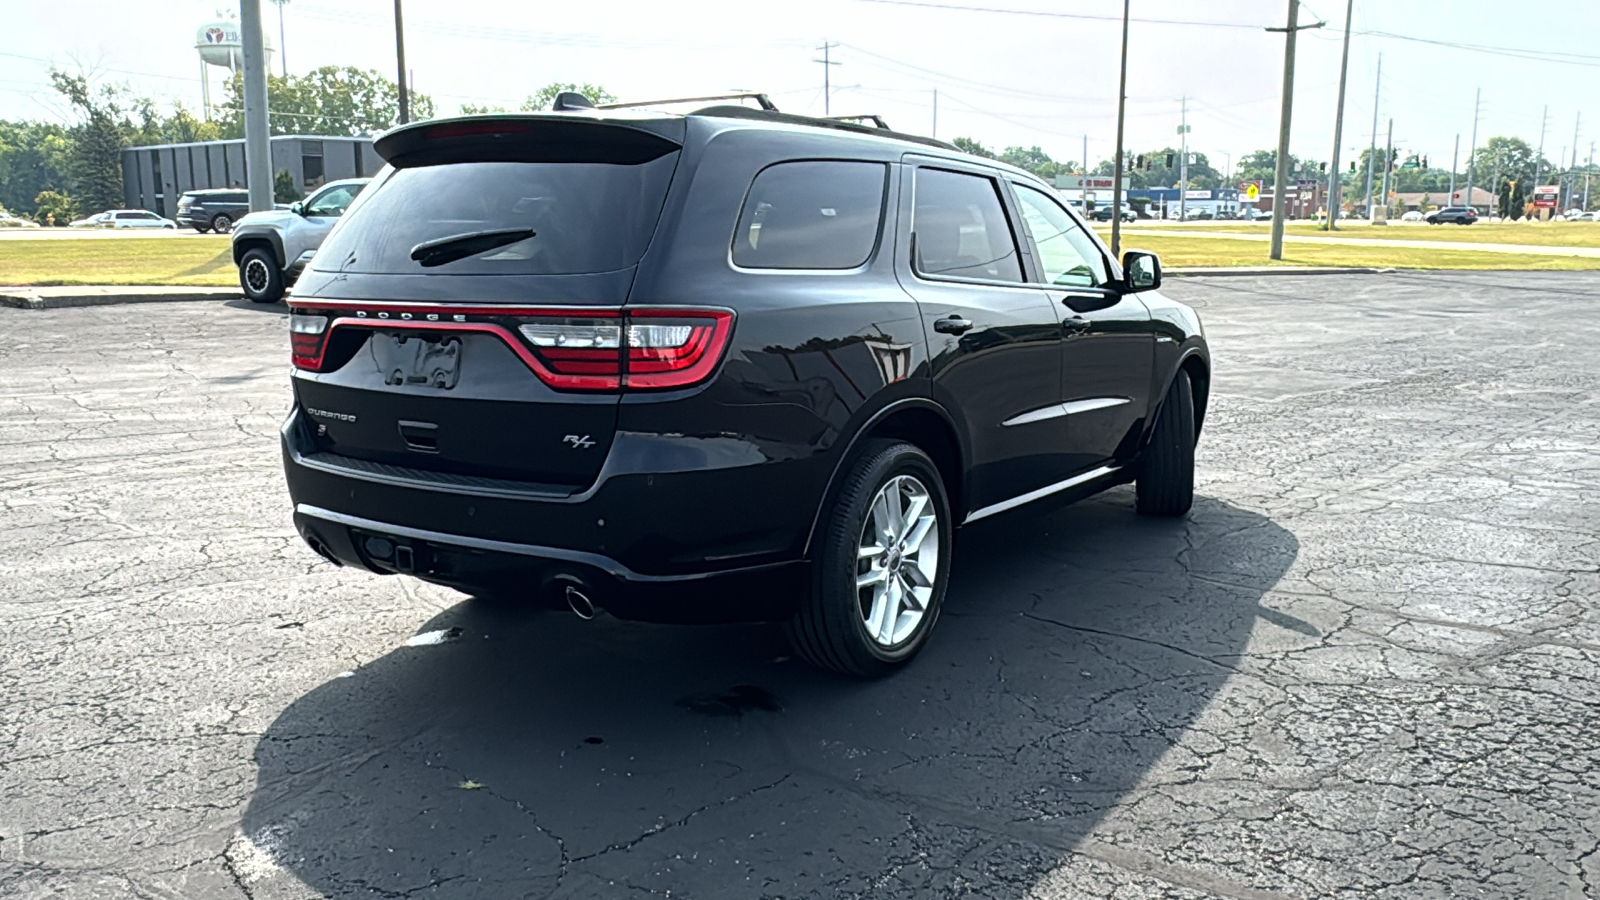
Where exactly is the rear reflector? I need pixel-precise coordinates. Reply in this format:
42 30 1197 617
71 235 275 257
288 303 733 392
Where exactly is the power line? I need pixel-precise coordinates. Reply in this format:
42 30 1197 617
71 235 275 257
854 0 1265 29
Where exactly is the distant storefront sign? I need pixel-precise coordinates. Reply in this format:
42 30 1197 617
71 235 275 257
1533 185 1560 209
1054 175 1131 191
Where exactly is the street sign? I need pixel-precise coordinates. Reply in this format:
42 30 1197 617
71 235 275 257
1245 183 1260 200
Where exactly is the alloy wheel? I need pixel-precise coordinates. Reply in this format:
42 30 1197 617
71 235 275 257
244 258 270 293
855 474 940 647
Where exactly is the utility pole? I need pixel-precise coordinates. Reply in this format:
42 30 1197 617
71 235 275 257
1178 96 1190 223
1533 104 1549 198
1570 113 1581 208
1082 134 1088 210
931 89 937 138
1449 134 1459 203
814 42 841 116
1267 0 1324 259
1363 54 1381 218
1110 0 1131 257
1463 87 1481 213
394 0 409 124
1376 118 1393 221
240 0 273 213
1586 141 1594 209
269 0 289 77
1324 0 1354 230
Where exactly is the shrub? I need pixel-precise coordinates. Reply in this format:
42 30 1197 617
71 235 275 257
32 189 78 225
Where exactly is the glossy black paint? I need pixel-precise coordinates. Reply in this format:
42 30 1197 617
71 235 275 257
282 110 1209 622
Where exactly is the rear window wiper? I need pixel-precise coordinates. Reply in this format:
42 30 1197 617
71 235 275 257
409 228 536 268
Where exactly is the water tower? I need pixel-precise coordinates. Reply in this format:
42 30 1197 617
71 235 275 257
195 14 271 120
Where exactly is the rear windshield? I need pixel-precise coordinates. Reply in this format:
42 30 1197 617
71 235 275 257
312 155 679 276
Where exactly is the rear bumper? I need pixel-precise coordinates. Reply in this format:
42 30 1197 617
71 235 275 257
293 503 808 623
281 408 818 622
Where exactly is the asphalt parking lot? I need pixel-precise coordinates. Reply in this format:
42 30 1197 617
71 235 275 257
2 272 1597 899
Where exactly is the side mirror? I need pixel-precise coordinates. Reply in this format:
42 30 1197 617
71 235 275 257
290 201 305 216
1122 250 1161 292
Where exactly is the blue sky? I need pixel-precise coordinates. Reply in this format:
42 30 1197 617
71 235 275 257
4 0 1597 172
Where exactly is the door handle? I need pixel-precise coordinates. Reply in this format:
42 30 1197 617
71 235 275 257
934 315 974 335
1063 314 1091 336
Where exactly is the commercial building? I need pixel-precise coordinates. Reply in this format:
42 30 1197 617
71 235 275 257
1052 174 1130 208
121 135 380 218
1129 187 1242 218
1392 187 1494 214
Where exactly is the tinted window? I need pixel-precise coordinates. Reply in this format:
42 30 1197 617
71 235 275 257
302 140 325 188
912 168 1023 283
733 161 885 269
1012 184 1109 287
115 212 137 219
313 156 679 275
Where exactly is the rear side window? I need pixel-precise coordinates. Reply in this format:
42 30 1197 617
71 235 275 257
912 168 1023 283
313 155 679 275
732 161 886 269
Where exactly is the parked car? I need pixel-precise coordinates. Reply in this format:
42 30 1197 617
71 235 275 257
1426 206 1477 225
231 178 370 304
72 209 178 229
0 211 40 228
1235 207 1262 221
177 189 250 233
1400 210 1425 222
280 104 1209 676
1090 203 1136 222
1563 208 1585 220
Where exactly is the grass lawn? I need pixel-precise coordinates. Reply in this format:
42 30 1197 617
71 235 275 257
1098 232 1600 271
1144 220 1600 248
0 237 236 287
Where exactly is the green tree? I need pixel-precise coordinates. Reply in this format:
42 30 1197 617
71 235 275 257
32 189 78 225
50 71 127 216
273 169 301 203
217 66 434 137
0 120 71 215
1469 136 1548 194
1093 148 1218 190
522 83 616 111
461 83 618 115
1235 149 1324 186
951 136 997 159
999 145 1063 179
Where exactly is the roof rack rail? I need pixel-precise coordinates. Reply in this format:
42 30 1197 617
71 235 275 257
597 92 778 112
826 114 893 131
688 105 958 153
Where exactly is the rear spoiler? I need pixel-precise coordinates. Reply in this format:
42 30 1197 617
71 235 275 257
374 115 686 168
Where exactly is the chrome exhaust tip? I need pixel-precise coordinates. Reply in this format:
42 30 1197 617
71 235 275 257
565 585 597 620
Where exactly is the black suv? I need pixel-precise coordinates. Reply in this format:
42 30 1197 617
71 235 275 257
1426 206 1478 225
283 100 1210 675
176 189 249 233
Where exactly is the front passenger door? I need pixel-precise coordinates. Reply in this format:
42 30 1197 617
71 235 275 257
1011 183 1154 475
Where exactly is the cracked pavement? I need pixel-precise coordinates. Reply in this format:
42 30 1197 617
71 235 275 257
1 273 1597 899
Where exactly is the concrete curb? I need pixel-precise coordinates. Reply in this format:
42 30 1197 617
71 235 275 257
1166 266 1392 278
0 287 242 310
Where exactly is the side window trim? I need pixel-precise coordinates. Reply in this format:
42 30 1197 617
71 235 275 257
907 163 1032 289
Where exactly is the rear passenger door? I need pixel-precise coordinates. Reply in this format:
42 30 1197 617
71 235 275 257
896 159 1067 514
1009 182 1154 474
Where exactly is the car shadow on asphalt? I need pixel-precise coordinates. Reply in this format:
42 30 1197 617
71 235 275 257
240 487 1301 897
223 297 288 315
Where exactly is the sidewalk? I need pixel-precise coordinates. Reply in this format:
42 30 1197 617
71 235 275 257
1121 229 1600 258
0 285 240 310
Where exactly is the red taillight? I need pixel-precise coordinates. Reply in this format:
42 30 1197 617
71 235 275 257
289 314 329 370
287 303 733 392
624 309 734 390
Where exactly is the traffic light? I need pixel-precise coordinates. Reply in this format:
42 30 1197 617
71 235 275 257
1349 161 1357 172
1136 155 1146 170
1165 153 1175 168
1422 155 1429 169
1319 162 1327 173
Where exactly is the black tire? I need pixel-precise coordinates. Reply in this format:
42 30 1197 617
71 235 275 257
210 214 233 234
193 225 211 234
786 440 953 677
239 247 284 304
1136 368 1196 517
